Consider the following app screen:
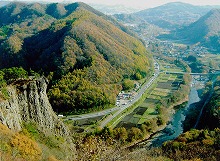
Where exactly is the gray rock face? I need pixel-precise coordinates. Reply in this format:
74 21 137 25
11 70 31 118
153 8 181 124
0 77 69 136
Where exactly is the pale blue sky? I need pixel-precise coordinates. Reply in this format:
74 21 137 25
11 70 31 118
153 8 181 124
3 0 220 9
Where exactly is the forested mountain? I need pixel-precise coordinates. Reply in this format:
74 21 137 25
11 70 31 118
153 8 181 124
0 2 151 114
134 2 215 29
162 9 220 52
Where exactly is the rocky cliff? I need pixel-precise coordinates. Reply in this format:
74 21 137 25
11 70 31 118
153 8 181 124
0 77 69 136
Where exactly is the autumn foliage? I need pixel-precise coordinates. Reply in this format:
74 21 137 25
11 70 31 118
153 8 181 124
0 123 42 160
0 2 152 114
10 133 42 160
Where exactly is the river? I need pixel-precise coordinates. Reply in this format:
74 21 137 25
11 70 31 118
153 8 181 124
147 86 201 147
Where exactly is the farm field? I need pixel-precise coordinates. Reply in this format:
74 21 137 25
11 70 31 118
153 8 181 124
116 73 184 129
72 59 187 132
159 59 185 73
66 115 106 133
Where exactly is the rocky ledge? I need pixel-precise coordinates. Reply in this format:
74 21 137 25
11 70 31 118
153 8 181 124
0 77 69 136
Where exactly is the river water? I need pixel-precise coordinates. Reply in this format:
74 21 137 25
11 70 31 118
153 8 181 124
148 87 201 147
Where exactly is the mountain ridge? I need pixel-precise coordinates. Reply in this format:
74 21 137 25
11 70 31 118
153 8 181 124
134 2 217 29
114 2 219 30
0 2 151 113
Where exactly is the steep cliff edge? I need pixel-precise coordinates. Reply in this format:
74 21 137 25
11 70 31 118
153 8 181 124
0 77 69 136
0 77 76 160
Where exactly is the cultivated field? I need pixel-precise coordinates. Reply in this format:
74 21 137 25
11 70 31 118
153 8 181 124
116 72 183 129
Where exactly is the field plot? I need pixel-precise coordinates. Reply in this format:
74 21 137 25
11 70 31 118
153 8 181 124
115 72 184 130
151 90 169 97
116 113 140 129
66 115 106 133
138 107 157 124
159 75 171 82
76 116 104 126
116 121 136 129
144 98 159 104
135 107 147 115
176 75 183 81
157 81 173 89
168 75 177 81
154 88 170 93
159 59 185 73
166 67 183 72
159 74 171 79
147 94 161 100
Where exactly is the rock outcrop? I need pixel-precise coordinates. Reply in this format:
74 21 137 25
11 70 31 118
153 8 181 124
0 77 69 136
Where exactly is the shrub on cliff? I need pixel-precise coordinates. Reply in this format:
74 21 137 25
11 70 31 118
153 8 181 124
10 133 42 160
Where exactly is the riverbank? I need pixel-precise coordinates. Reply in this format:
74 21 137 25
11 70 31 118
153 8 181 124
125 84 204 151
148 87 200 147
184 77 217 130
122 94 190 150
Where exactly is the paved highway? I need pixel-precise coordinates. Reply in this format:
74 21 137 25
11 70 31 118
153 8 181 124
65 107 119 121
100 61 160 127
65 60 160 127
165 71 220 75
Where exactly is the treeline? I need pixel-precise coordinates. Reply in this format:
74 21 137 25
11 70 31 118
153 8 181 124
0 67 28 86
89 114 166 145
75 123 220 160
0 67 40 100
48 70 122 114
174 58 191 73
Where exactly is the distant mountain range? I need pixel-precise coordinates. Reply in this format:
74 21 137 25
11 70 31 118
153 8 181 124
113 2 220 53
134 2 216 29
165 9 220 52
115 2 220 30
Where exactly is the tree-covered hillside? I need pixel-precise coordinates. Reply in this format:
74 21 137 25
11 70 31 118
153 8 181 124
198 76 220 129
0 2 152 114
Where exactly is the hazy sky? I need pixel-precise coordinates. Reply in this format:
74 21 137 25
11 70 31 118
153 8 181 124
4 0 220 9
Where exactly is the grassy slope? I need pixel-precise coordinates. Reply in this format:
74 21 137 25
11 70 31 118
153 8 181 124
0 122 76 161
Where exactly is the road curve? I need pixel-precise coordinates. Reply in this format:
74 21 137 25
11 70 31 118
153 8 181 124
100 62 160 128
65 60 160 128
